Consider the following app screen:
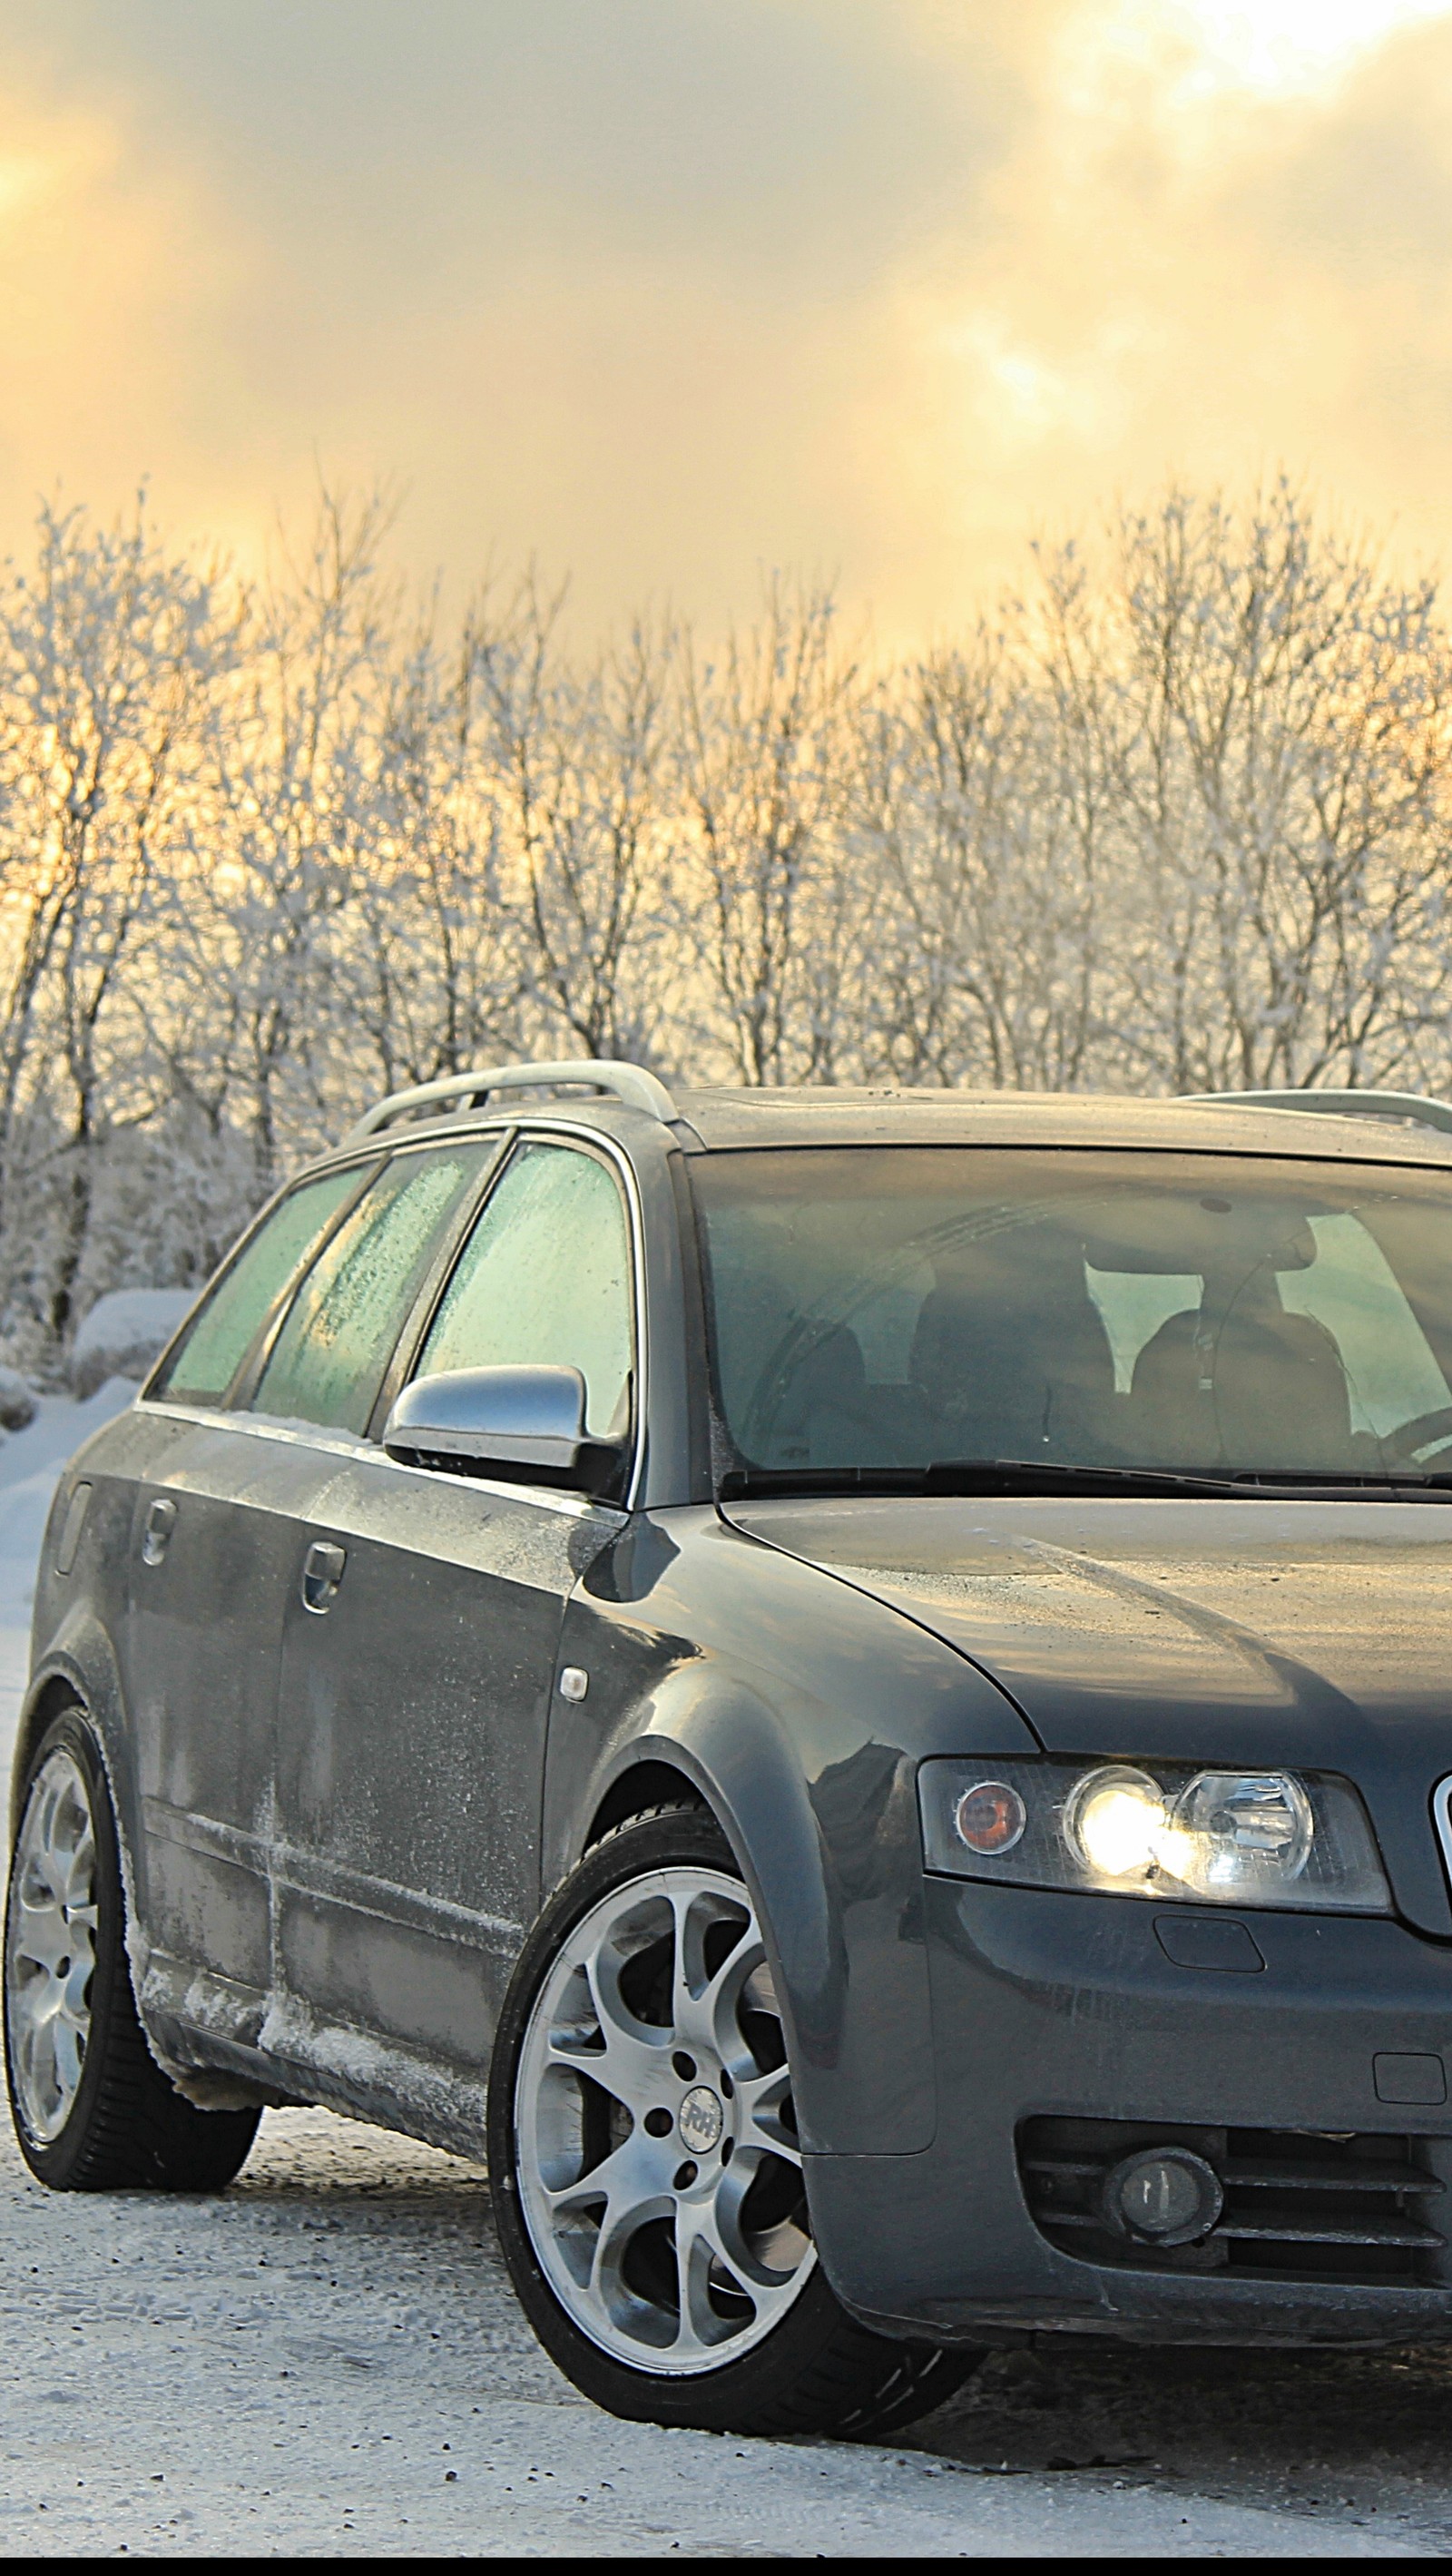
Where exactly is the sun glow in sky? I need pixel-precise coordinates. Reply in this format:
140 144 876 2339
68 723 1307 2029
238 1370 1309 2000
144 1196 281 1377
1171 0 1451 93
1 0 1451 636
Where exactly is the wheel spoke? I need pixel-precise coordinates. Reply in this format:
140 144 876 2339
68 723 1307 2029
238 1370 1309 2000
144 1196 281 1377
737 2062 802 2164
544 2129 662 2222
669 1890 760 2065
15 2013 54 2119
673 2191 757 2354
50 2001 85 2101
58 1830 95 1912
544 1939 672 2109
588 2175 672 2315
12 1897 69 1978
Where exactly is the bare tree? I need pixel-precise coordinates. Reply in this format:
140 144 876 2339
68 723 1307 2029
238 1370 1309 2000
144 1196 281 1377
0 497 233 1342
1073 484 1452 1093
4 474 1452 1371
472 575 675 1065
675 581 862 1085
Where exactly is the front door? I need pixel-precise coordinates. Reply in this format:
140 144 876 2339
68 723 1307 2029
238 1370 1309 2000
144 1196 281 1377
268 1134 637 2148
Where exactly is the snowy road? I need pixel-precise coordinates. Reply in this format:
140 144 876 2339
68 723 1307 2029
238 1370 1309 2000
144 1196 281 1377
0 1395 1448 2555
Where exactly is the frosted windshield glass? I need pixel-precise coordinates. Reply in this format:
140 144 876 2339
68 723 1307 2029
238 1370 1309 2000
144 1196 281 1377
157 1165 361 1405
692 1146 1452 1482
253 1145 492 1436
417 1144 633 1439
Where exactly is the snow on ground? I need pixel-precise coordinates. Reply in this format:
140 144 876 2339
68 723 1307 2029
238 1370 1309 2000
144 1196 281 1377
0 1396 1447 2554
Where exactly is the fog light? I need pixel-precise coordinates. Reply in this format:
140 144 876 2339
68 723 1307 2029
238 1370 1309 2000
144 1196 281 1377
1101 2147 1224 2247
954 1780 1027 1856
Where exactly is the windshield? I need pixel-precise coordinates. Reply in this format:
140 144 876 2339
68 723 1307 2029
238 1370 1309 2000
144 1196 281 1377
691 1146 1452 1488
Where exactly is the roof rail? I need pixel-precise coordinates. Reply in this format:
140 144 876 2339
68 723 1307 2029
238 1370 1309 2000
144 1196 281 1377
345 1057 680 1144
1184 1087 1452 1138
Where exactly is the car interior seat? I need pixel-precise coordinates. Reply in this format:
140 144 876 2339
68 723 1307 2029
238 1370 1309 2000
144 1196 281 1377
908 1227 1117 1464
765 1323 874 1466
1130 1270 1353 1473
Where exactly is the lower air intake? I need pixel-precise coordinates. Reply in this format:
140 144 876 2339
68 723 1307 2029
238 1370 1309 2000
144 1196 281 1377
1019 2118 1447 2285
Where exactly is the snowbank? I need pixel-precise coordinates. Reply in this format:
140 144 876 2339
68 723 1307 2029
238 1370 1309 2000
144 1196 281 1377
71 1287 193 1399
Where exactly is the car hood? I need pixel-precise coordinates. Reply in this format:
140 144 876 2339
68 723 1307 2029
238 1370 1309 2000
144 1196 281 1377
724 1493 1452 1933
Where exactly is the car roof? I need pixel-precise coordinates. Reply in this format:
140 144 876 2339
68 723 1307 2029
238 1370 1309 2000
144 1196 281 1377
672 1086 1452 1164
309 1084 1452 1176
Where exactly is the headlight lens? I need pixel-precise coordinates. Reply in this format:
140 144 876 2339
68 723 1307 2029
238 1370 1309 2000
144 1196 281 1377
918 1755 1388 1911
1064 1766 1165 1879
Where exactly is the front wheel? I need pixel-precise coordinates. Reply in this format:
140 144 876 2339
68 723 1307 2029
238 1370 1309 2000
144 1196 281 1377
5 1706 260 2190
486 1804 976 2437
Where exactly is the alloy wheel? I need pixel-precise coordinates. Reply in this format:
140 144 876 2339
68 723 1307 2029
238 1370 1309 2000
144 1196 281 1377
5 1746 100 2145
514 1863 815 2374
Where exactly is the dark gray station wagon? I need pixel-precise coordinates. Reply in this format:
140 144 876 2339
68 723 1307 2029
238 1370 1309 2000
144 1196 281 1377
15 1062 1452 2436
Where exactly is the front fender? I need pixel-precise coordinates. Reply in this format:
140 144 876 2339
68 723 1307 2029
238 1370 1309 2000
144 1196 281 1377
546 1506 1035 2155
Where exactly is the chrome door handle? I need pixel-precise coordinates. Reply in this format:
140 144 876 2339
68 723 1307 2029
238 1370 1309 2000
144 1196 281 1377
301 1540 347 1614
141 1497 177 1566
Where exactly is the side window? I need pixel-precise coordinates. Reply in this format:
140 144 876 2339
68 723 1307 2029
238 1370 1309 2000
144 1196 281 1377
151 1165 363 1407
415 1141 633 1440
251 1143 494 1437
1281 1212 1450 1439
1087 1266 1202 1394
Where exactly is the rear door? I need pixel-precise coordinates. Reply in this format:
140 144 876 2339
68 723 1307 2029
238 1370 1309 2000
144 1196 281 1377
123 1159 370 2043
268 1134 636 2142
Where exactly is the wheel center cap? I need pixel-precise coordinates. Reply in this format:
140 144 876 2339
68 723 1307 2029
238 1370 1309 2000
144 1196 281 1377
678 2084 724 2154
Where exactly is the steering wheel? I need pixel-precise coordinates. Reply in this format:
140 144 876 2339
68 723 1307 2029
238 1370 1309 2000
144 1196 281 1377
1385 1406 1452 1465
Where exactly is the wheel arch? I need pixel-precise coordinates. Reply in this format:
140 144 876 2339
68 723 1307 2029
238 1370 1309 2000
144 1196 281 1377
551 1668 849 2152
12 1613 143 1939
583 1756 707 1850
9 1671 84 1839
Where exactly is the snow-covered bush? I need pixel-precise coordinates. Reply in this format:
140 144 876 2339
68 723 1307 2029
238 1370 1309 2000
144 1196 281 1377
0 1366 34 1431
71 1289 195 1401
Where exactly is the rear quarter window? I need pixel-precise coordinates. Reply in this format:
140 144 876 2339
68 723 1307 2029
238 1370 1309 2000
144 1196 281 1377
151 1165 366 1407
250 1142 495 1436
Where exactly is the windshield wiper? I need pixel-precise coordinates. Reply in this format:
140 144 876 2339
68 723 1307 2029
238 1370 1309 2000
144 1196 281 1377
924 1459 1270 1499
719 1458 1452 1503
721 1460 1266 1502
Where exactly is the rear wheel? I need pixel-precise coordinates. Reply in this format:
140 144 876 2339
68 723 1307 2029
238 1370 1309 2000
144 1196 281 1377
5 1706 260 2190
487 1804 977 2436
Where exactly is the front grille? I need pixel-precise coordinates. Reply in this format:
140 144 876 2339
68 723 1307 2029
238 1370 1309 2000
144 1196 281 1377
1019 2118 1447 2285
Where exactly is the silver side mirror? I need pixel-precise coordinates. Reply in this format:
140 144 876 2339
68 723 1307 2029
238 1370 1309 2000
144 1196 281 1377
382 1364 623 1495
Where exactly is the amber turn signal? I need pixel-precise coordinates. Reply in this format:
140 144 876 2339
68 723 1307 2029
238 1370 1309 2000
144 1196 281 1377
953 1780 1027 1856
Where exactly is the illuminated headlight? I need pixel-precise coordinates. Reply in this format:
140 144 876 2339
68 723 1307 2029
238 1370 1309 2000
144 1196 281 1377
918 1755 1388 1912
1064 1767 1166 1880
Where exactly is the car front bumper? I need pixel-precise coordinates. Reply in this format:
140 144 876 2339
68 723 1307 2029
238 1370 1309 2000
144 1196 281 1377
804 1878 1452 2347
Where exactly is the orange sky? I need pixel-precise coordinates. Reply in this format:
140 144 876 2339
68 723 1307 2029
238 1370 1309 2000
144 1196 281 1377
1 0 1451 639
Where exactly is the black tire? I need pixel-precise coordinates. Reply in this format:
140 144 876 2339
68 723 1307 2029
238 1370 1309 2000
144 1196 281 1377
4 1706 260 2191
486 1803 978 2438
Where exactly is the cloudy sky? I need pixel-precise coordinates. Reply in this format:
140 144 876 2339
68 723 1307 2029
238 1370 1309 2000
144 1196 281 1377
2 0 1451 636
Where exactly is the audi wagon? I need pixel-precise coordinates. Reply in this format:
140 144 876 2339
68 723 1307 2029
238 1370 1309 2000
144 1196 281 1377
13 1063 1452 2436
